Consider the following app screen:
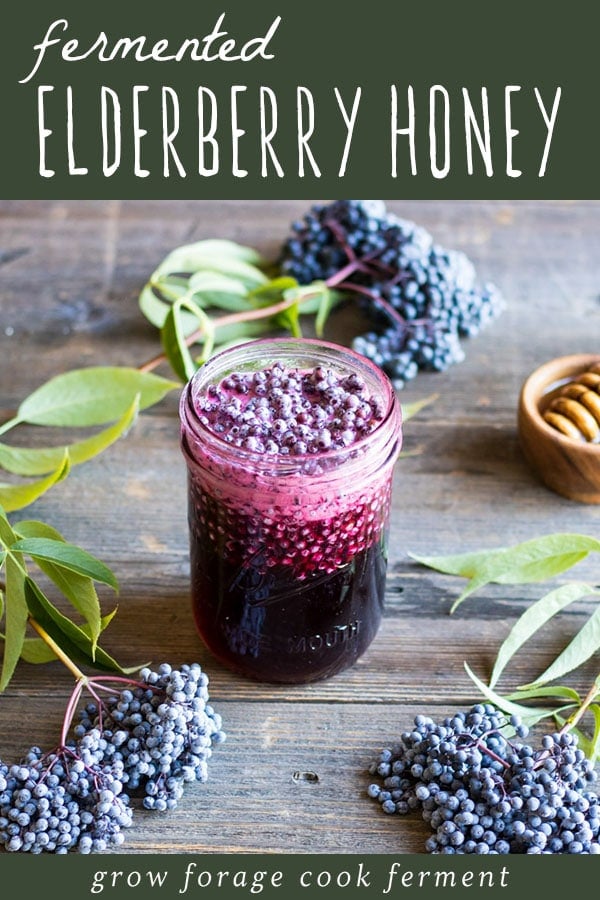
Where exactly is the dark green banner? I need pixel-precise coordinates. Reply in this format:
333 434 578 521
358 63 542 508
1 852 597 898
2 0 599 198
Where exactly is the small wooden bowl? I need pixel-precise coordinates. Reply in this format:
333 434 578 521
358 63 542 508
518 353 600 503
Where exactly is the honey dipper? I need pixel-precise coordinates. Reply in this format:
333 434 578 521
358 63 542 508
543 361 600 442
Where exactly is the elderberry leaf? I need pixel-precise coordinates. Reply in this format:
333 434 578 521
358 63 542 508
521 603 600 689
18 609 118 664
274 300 302 339
161 297 215 382
490 583 600 688
0 555 28 691
247 278 304 337
187 270 250 311
16 367 179 427
463 662 550 729
23 577 125 673
410 533 600 612
281 282 338 337
210 320 276 347
139 282 194 332
0 504 18 545
314 286 335 338
0 452 70 512
588 702 600 764
0 394 139 476
14 520 104 652
286 282 343 324
13 519 67 541
249 276 299 305
505 684 582 703
153 239 267 289
153 273 190 296
9 537 119 592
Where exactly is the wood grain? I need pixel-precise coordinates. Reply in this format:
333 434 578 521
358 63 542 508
1 199 600 854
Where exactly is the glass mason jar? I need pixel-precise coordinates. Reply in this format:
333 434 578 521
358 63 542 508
179 338 402 683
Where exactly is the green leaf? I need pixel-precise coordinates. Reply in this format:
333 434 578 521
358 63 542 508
14 520 103 652
187 270 250 311
281 282 337 338
210 320 272 346
155 238 264 272
32 564 102 652
587 703 600 764
18 636 62 664
139 283 179 330
245 278 304 337
522 603 600 688
505 684 582 703
0 556 28 691
249 276 299 306
314 288 335 338
18 609 118 664
13 519 66 541
402 394 438 422
140 274 198 335
295 285 343 318
0 505 18 544
161 297 215 382
0 394 140 476
0 452 70 512
153 239 267 289
161 303 197 383
464 662 551 728
9 537 119 591
153 273 191 295
489 583 599 688
16 367 179 427
411 534 600 580
23 577 125 674
0 443 66 477
275 300 302 338
410 533 600 612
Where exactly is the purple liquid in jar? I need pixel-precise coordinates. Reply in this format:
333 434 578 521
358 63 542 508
179 338 402 683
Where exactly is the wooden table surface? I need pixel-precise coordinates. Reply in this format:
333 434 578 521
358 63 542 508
1 199 599 855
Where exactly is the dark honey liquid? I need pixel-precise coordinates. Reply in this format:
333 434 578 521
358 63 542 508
188 497 388 683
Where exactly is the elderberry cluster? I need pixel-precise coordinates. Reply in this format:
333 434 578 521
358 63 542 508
0 663 225 853
279 200 504 388
367 704 600 854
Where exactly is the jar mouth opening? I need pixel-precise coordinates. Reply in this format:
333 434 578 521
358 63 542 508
180 337 402 474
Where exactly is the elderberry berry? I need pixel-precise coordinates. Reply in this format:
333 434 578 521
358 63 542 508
0 744 132 853
279 200 504 388
367 703 600 854
0 663 225 854
76 663 226 812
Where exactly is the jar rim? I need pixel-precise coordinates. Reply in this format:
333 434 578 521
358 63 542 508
179 337 402 476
